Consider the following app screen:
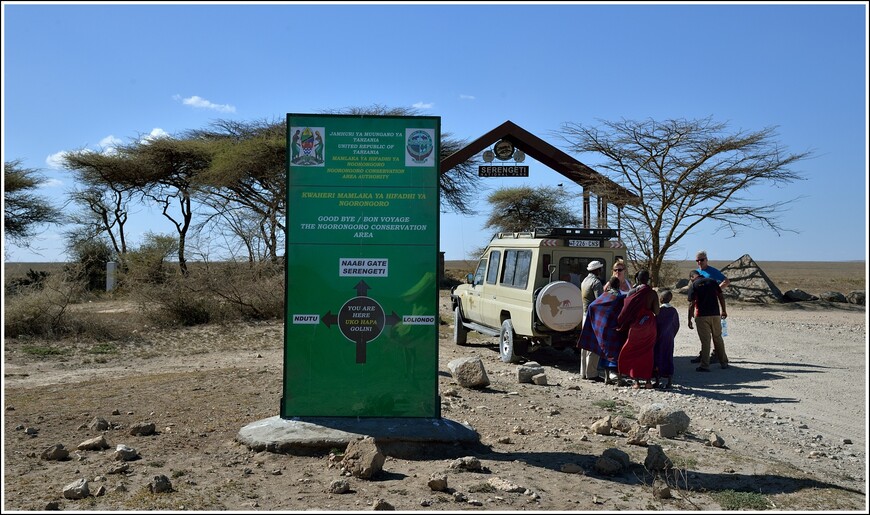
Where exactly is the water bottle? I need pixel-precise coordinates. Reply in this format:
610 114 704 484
721 318 728 337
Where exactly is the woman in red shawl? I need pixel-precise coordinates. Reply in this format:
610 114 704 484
616 270 660 389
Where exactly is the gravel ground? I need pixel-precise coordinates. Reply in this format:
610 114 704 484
2 293 867 511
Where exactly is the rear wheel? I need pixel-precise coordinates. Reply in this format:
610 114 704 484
454 306 469 345
499 319 526 363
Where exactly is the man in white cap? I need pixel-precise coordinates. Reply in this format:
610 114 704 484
579 260 604 380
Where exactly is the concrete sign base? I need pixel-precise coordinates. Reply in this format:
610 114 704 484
237 416 480 458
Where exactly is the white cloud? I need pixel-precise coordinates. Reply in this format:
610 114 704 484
459 94 476 100
139 128 170 144
42 178 64 188
45 151 69 169
181 95 236 113
45 131 136 168
99 135 123 154
412 101 434 110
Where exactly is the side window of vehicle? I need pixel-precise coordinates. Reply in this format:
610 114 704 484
559 257 584 283
486 251 501 285
473 258 486 286
501 249 532 289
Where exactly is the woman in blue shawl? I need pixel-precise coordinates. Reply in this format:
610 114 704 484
577 277 627 385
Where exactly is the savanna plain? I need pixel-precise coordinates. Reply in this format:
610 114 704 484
2 259 867 512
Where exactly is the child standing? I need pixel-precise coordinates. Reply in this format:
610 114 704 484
653 289 680 388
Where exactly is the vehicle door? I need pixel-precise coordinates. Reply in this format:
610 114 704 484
476 250 504 329
461 256 488 325
482 248 532 330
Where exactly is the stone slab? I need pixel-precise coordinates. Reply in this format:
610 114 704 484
237 416 480 457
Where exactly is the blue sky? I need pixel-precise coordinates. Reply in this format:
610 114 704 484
2 1 867 264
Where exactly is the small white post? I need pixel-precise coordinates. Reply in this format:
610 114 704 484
106 261 117 292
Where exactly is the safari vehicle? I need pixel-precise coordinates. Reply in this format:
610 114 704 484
450 227 625 363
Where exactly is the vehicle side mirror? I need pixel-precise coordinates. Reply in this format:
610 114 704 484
466 273 474 285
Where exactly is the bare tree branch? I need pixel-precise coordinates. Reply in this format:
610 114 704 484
559 117 811 285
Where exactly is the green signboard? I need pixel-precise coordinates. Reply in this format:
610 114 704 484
282 114 440 418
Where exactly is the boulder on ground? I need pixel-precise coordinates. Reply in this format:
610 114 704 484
447 357 490 389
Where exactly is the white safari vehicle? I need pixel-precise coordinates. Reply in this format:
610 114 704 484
450 227 625 363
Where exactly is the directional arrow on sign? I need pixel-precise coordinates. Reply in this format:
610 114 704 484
355 280 370 297
322 311 338 328
385 311 400 326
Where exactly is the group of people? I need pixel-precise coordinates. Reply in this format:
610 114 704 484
576 250 730 389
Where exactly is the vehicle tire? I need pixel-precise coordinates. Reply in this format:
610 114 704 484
454 306 469 346
499 319 523 363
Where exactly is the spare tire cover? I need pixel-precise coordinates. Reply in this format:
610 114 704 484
535 281 583 332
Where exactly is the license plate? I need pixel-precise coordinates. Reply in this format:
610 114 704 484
567 239 600 248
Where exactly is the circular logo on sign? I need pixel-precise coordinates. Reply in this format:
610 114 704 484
406 130 433 162
493 139 515 161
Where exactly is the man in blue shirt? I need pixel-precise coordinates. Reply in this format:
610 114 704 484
690 250 729 364
687 270 729 371
694 250 730 288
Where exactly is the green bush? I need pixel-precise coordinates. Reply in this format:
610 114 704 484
123 233 178 285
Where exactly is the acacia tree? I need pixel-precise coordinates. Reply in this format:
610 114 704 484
484 185 582 233
122 137 212 276
4 159 63 248
185 119 286 263
559 117 810 285
62 151 137 263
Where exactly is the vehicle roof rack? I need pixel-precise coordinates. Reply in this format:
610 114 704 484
493 231 536 240
533 227 620 239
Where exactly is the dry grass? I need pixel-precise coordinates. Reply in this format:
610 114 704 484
444 259 866 296
5 259 866 299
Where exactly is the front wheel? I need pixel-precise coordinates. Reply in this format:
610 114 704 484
454 306 469 346
499 319 525 363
